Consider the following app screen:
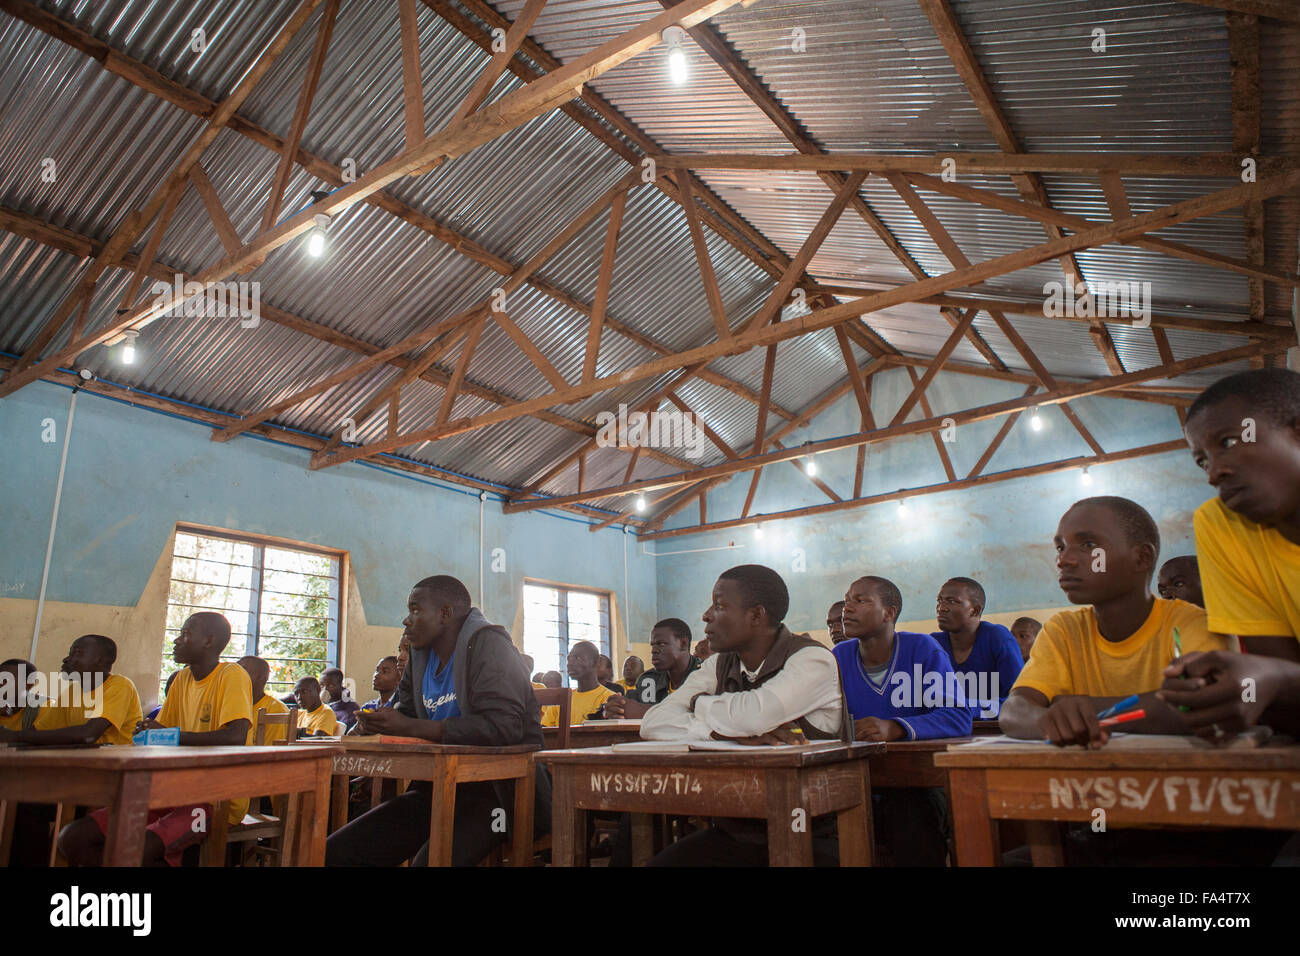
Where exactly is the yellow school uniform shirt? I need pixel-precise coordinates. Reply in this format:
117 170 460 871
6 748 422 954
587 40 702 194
159 662 254 825
1013 598 1228 700
1195 496 1300 640
531 682 547 690
34 673 142 746
541 684 615 727
617 679 636 693
298 704 341 736
247 694 290 745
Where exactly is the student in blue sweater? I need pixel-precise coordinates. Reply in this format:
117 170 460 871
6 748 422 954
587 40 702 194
832 575 971 865
932 576 1024 718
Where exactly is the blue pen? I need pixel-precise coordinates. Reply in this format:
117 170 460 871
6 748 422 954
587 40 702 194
1097 694 1139 721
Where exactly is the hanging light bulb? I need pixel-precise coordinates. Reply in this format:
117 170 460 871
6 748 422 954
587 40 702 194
663 26 689 85
307 213 330 257
897 498 908 516
1030 407 1043 432
805 454 817 477
121 329 139 364
753 523 764 540
635 494 647 513
1080 465 1093 486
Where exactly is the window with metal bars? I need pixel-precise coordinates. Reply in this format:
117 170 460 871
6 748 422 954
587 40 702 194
161 527 342 699
521 581 611 684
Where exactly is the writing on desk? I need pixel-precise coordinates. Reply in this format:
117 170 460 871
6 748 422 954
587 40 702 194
334 755 394 775
589 771 703 795
1047 775 1293 818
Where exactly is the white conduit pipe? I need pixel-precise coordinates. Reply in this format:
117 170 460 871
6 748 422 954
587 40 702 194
479 491 487 605
31 388 78 661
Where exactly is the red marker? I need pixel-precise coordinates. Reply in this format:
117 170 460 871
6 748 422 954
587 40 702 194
1099 709 1145 728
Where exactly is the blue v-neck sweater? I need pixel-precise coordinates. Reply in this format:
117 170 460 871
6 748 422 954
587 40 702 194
831 631 973 740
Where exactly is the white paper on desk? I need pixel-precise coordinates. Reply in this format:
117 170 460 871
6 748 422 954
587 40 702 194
687 739 819 751
583 719 642 727
953 733 1131 747
610 740 690 753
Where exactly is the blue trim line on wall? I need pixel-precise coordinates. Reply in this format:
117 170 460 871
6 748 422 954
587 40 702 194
5 352 625 530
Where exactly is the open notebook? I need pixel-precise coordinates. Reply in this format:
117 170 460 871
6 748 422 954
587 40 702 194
953 727 1285 750
609 739 838 753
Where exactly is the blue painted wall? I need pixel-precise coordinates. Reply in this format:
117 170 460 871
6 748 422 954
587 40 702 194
0 380 656 643
653 367 1218 634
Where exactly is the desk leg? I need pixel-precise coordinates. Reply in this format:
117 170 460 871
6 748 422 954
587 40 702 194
50 803 74 866
0 800 15 865
510 763 534 867
279 792 302 865
550 767 585 867
291 761 331 866
426 757 458 867
766 769 813 867
103 772 151 866
835 762 874 867
1027 821 1064 866
948 769 999 867
329 774 347 833
630 814 654 866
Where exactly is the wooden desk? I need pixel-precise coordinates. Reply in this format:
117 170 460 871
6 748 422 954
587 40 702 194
537 741 883 867
869 739 971 789
543 723 643 750
0 744 337 866
299 737 539 866
935 743 1300 866
972 720 1001 736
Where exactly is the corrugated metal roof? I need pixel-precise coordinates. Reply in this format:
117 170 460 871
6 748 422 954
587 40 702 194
1 0 1294 517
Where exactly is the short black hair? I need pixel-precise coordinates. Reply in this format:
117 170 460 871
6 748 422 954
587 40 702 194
719 564 790 624
653 618 692 646
413 575 472 612
856 576 903 619
945 577 986 613
1159 555 1199 576
295 676 320 690
1 658 36 671
1011 617 1041 634
1068 496 1160 556
827 600 845 613
321 667 344 681
188 612 232 651
76 634 118 667
569 640 598 663
1187 368 1300 428
379 655 398 667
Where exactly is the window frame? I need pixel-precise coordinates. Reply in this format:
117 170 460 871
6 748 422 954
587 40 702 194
521 578 614 679
164 524 347 693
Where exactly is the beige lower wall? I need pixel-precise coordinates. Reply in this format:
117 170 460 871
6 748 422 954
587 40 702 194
0 532 408 712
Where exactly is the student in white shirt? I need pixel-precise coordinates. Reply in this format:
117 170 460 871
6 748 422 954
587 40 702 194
643 564 846 866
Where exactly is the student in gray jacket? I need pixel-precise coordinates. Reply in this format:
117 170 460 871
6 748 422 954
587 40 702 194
325 575 551 866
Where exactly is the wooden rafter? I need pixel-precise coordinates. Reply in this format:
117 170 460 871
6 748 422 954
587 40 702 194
262 0 338 233
664 391 738 460
890 309 977 426
678 174 731 343
398 0 425 149
583 187 628 384
642 437 1189 541
501 340 1271 513
1228 12 1267 332
3 1 795 426
906 172 1298 291
190 162 244 257
654 152 1296 176
905 366 956 482
436 313 488 425
0 203 699 468
312 170 1300 470
0 0 748 400
967 387 1038 478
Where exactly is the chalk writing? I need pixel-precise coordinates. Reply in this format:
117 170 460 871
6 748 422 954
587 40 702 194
1045 774 1292 818
334 755 395 776
588 771 704 796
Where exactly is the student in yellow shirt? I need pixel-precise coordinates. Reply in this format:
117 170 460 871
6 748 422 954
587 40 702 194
1162 368 1300 736
541 641 615 726
0 636 141 746
294 677 342 736
239 655 290 745
57 612 253 867
0 658 41 732
619 655 644 692
1000 496 1226 747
